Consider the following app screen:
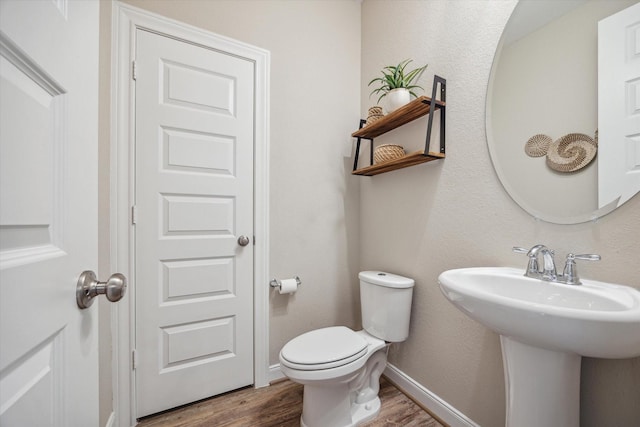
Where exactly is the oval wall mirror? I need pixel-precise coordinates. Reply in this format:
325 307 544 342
486 0 639 224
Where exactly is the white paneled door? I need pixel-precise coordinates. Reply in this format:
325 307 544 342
134 29 255 417
598 2 640 208
0 1 99 426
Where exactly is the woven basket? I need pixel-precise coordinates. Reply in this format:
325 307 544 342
366 106 384 126
374 144 405 164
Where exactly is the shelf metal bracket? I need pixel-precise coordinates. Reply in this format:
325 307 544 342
352 119 373 171
424 75 446 155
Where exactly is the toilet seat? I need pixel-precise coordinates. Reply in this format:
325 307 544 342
280 326 368 371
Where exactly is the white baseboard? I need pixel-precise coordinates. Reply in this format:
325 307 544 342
384 363 479 427
268 363 286 383
268 362 476 426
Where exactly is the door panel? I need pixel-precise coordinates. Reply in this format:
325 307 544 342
163 128 235 175
134 29 254 417
0 0 99 425
598 2 640 208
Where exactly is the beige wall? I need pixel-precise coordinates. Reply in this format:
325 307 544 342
361 1 640 426
98 0 361 424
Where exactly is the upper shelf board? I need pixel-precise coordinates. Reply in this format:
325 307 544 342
352 96 446 140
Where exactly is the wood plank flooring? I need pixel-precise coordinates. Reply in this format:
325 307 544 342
137 376 446 427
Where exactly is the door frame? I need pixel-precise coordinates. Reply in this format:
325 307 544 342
110 3 270 425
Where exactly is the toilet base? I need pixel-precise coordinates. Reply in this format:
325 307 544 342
295 346 387 427
299 395 381 427
280 330 390 427
351 396 381 425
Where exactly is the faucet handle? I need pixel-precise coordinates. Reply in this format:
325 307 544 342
562 253 601 285
572 253 601 262
513 246 539 276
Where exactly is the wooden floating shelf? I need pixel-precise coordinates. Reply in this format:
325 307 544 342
351 75 447 176
352 96 445 140
352 150 445 176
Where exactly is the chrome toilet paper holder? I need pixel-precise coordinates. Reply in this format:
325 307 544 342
270 276 302 289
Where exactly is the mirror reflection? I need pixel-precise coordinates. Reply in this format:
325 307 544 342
487 0 639 224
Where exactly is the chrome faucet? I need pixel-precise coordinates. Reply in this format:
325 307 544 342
513 245 600 285
514 245 557 281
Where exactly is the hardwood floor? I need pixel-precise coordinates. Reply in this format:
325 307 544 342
137 376 445 427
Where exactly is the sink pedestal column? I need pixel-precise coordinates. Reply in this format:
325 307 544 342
500 336 581 427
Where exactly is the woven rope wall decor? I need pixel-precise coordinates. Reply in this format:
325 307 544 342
524 134 552 157
545 132 598 173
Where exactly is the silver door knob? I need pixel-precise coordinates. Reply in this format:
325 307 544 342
76 270 127 309
238 235 251 246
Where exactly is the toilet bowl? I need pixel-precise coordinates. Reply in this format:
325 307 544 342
279 271 414 427
280 327 388 427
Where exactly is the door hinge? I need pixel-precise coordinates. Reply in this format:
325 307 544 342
132 349 138 370
131 205 138 225
132 60 137 80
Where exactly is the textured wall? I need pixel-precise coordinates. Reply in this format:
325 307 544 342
361 1 640 426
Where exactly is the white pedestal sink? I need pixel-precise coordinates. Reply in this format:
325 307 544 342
438 267 640 427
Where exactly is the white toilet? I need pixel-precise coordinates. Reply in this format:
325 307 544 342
279 271 415 427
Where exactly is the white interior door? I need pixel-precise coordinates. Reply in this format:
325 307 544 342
598 2 640 208
0 0 99 426
134 29 255 418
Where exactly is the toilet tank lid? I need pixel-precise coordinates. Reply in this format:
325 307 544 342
359 271 414 288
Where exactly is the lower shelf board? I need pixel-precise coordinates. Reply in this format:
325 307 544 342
352 150 445 176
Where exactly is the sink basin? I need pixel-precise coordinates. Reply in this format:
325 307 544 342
438 267 640 358
438 267 640 427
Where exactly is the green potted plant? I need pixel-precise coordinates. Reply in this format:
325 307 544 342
368 59 428 112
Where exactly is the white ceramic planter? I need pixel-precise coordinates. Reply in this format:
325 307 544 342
385 88 411 112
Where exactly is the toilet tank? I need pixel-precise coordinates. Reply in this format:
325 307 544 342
359 271 414 342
